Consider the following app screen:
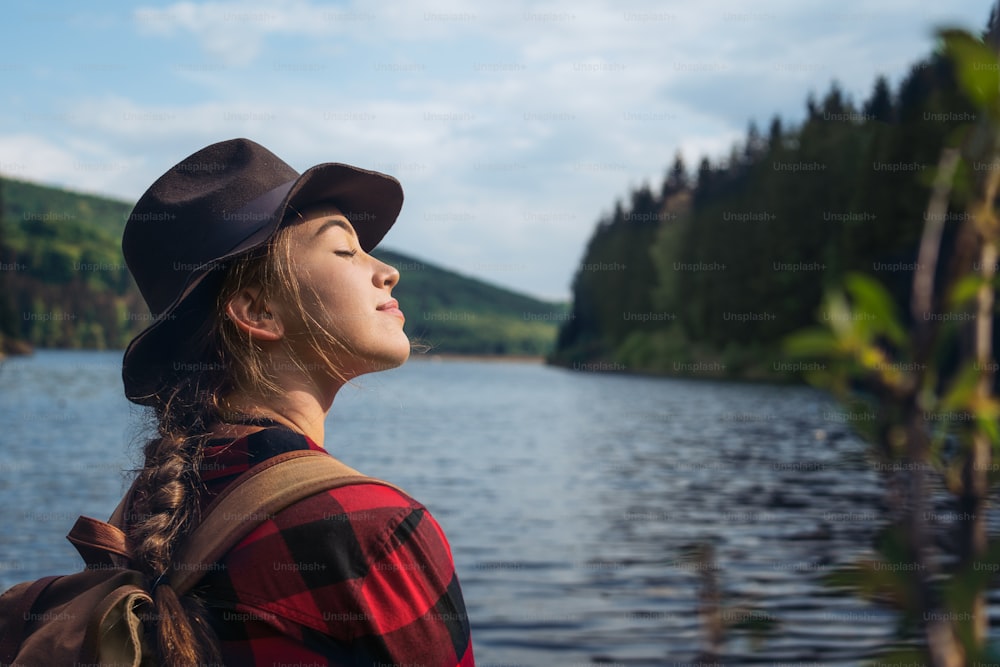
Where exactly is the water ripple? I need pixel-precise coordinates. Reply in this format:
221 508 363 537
0 353 990 665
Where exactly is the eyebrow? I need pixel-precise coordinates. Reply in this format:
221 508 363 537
313 216 357 239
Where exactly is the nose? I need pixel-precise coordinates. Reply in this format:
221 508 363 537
374 258 400 289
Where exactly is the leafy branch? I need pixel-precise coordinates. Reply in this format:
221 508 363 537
784 25 1000 666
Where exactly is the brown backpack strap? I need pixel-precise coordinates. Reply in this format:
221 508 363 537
67 516 131 568
169 449 404 595
64 480 137 569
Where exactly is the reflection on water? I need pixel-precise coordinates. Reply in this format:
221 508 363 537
0 350 972 664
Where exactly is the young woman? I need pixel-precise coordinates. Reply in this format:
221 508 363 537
120 138 475 666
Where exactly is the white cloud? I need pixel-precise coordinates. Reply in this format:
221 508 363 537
132 0 347 65
0 134 143 197
0 134 76 184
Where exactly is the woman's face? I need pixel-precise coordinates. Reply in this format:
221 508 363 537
277 202 410 379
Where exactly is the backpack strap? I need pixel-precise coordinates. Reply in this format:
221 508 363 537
67 516 131 568
169 449 403 595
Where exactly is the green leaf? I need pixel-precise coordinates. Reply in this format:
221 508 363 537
978 411 1000 446
940 361 986 413
941 28 1000 112
844 272 907 346
783 328 838 359
949 274 985 309
822 290 856 339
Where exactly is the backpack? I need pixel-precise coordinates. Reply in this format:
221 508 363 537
0 449 398 667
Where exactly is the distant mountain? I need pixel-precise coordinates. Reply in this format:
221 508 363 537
0 177 564 356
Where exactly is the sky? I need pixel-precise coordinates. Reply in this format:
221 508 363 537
0 0 994 302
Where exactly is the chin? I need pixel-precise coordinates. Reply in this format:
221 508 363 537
371 350 410 374
353 339 411 376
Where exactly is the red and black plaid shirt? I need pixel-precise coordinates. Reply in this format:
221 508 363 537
194 425 475 666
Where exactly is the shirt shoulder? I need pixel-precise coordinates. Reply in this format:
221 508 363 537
237 485 471 664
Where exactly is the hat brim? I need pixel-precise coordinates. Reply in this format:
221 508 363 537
122 162 403 406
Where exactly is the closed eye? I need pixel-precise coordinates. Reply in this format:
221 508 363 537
334 249 358 258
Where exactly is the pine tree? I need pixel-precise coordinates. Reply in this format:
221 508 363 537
694 156 713 204
864 75 894 123
821 81 848 118
806 92 821 121
661 152 688 199
767 115 783 152
744 120 766 162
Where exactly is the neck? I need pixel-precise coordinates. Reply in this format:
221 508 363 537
218 375 344 448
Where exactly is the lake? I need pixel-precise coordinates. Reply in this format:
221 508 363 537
0 350 956 665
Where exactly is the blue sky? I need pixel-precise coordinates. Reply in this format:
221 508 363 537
0 0 994 301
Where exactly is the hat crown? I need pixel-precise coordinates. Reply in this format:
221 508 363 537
123 138 298 315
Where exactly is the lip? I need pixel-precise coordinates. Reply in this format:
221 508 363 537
377 299 405 322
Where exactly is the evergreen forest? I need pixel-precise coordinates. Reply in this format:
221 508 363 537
551 44 983 381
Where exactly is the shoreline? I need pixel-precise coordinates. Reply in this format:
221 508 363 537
0 335 33 359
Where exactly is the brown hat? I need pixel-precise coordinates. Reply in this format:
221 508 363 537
121 138 404 405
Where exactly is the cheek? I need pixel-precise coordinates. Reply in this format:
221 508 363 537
289 260 370 333
309 285 366 335
275 280 331 336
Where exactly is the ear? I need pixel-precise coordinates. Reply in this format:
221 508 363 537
225 287 284 341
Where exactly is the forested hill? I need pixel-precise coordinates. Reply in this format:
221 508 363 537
550 39 982 380
0 178 563 356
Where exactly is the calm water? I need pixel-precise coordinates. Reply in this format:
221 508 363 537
0 350 980 665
